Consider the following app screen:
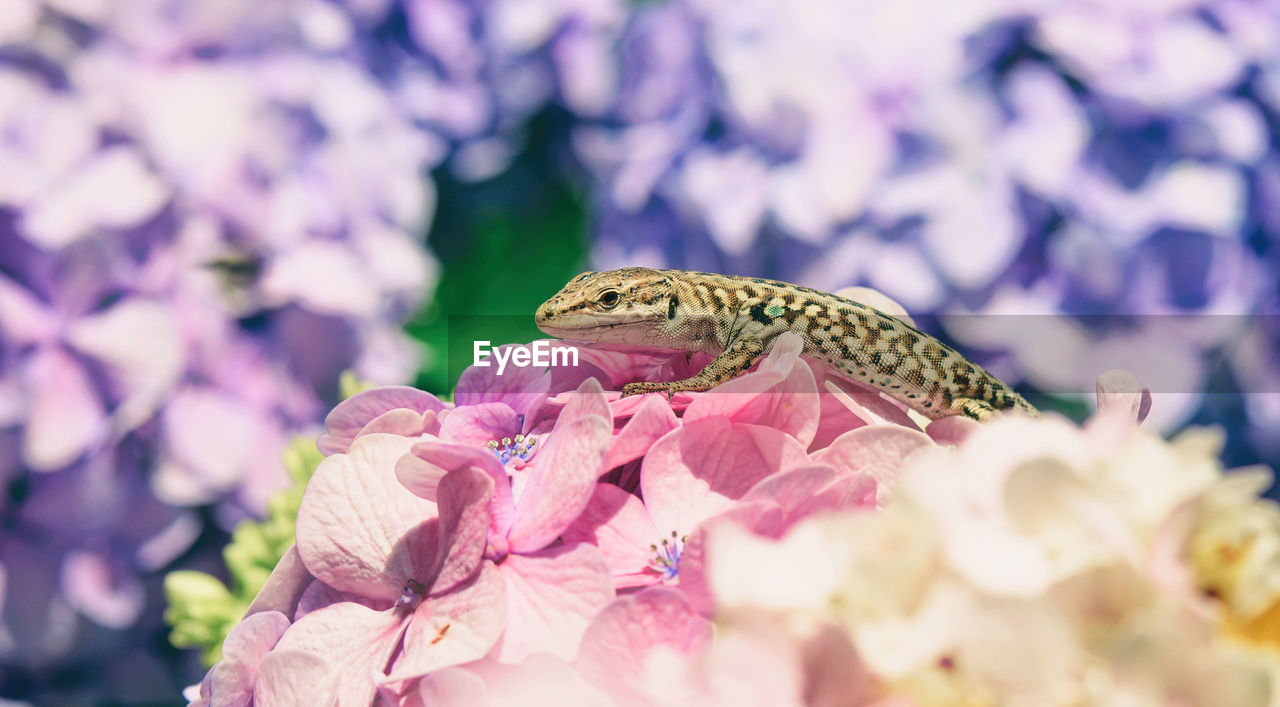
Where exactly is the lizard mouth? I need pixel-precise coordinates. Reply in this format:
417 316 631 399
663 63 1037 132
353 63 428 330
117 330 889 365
537 317 648 338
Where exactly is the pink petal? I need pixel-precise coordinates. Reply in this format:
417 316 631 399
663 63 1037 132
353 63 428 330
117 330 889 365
810 425 933 497
925 415 982 446
318 386 448 455
404 438 516 538
438 402 521 447
245 544 314 619
387 562 507 681
1095 368 1151 424
458 654 612 707
808 374 871 450
493 543 615 663
22 346 104 471
575 587 712 705
358 407 442 441
820 376 919 429
683 333 820 446
563 484 663 589
790 473 878 517
297 434 438 601
268 601 408 706
676 502 786 615
602 395 679 471
742 465 840 514
401 667 487 706
571 344 710 389
208 611 292 705
506 413 612 553
430 467 495 596
255 650 340 705
641 420 809 537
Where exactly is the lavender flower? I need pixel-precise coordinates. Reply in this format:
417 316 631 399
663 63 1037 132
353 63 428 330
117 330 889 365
0 2 439 699
566 0 1280 470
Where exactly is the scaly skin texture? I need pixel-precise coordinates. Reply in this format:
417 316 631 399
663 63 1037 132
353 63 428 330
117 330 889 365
536 268 1036 421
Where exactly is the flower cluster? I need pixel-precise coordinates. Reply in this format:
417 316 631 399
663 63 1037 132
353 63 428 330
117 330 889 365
189 327 1279 704
566 0 1280 459
0 1 436 694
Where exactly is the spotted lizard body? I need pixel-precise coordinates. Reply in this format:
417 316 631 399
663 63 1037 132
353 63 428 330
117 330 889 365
535 268 1036 421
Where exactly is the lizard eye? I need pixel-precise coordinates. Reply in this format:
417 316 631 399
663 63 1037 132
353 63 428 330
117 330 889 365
598 290 621 308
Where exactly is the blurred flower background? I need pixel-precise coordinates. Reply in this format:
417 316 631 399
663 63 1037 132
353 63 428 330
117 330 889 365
1 0 1278 703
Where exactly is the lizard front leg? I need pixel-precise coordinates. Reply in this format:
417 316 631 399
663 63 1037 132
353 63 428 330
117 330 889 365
621 337 766 399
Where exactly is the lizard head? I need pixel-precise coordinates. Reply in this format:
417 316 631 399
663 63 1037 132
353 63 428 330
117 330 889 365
536 268 677 344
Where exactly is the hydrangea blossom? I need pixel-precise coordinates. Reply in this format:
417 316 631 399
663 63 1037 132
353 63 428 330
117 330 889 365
0 1 438 697
187 305 1280 704
560 0 1280 472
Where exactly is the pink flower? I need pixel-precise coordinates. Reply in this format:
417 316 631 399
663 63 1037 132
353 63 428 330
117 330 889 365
564 418 811 590
316 386 449 455
404 378 617 662
225 433 504 704
186 610 292 707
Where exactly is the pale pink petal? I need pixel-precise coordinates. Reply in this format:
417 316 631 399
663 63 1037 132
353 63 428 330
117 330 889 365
294 580 353 621
297 434 438 601
22 346 104 471
430 468 494 596
245 544 314 619
571 344 710 390
821 376 919 428
642 420 810 536
357 407 442 441
809 376 871 451
601 395 679 471
387 562 507 681
675 502 786 615
494 544 615 663
810 426 933 502
925 416 981 446
460 654 613 707
1095 368 1151 424
207 611 291 705
800 626 873 707
789 473 878 518
404 438 516 538
575 587 712 706
438 402 521 447
269 601 407 706
318 386 448 455
742 465 841 515
401 666 488 707
507 415 612 553
683 333 821 446
563 483 663 589
254 650 340 705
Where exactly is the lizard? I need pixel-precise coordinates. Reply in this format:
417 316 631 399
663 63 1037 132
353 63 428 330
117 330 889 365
535 267 1036 421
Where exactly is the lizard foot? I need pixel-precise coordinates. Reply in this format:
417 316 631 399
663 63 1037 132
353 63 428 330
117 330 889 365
621 381 697 400
953 397 998 422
